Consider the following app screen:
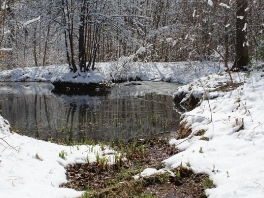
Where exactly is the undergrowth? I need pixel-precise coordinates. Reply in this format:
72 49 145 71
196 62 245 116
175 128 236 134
59 138 214 198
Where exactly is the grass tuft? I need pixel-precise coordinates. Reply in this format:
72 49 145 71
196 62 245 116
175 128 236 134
59 150 67 160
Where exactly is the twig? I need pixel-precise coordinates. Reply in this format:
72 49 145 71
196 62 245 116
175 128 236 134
174 137 190 147
0 136 17 151
174 133 196 147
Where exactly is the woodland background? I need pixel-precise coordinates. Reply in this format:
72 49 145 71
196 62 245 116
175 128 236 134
0 0 263 71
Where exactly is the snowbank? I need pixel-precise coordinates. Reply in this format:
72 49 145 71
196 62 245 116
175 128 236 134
173 71 246 111
0 115 119 198
50 68 107 84
0 62 223 84
163 70 264 197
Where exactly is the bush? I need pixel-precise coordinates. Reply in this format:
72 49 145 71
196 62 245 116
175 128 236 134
256 35 264 60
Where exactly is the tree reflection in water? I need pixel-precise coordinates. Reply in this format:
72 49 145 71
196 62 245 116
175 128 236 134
0 82 181 142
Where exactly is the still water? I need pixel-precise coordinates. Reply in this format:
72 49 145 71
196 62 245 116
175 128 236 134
0 82 181 142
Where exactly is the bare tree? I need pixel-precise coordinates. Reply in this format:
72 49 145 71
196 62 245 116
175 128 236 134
0 0 263 69
233 0 250 70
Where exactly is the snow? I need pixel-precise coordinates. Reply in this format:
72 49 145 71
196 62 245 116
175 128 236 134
208 0 213 7
242 23 247 32
164 70 264 197
24 16 41 26
135 46 146 55
166 38 173 43
237 16 244 20
1 1 9 10
133 168 174 180
0 115 120 198
0 48 12 51
1 62 264 197
50 67 107 84
219 3 230 9
0 62 223 85
193 10 196 18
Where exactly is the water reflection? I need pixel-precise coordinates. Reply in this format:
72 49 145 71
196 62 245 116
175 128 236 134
0 82 180 142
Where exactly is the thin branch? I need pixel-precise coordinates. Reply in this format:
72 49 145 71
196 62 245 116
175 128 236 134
0 136 17 151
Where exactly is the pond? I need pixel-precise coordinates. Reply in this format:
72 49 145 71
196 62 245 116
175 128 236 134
0 81 181 142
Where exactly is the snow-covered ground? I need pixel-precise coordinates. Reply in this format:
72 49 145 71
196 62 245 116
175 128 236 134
165 70 264 197
0 61 222 84
1 62 264 197
0 117 120 198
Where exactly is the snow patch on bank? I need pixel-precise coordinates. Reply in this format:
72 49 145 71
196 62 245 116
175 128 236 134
0 62 223 84
164 70 264 197
0 115 119 198
173 71 246 107
50 67 107 84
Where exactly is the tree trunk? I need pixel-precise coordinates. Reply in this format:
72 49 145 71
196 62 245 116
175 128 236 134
33 27 38 66
234 0 249 70
62 0 77 72
42 25 50 66
87 23 101 71
78 1 86 72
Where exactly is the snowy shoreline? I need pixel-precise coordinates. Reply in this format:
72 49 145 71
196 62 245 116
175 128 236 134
1 63 264 197
0 62 223 84
0 116 121 198
165 70 264 197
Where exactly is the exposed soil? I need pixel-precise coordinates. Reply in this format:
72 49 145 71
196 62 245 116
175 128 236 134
144 167 214 198
60 138 215 197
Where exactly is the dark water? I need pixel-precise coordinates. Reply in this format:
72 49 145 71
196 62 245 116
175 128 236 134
0 82 180 142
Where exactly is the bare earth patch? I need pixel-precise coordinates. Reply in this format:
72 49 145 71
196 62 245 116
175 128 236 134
60 139 215 197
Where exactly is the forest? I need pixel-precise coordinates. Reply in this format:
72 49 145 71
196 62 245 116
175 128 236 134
0 0 263 72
